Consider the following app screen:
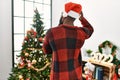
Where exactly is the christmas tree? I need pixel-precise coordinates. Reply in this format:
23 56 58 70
8 8 51 80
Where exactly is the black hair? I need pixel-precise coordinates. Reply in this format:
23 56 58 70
67 16 76 20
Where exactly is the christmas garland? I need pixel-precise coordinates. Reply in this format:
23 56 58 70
32 62 51 72
98 40 120 76
22 47 51 72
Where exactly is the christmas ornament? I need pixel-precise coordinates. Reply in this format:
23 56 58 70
34 49 37 52
40 50 42 54
19 62 25 68
34 38 37 42
19 75 23 79
40 43 43 46
32 59 37 64
39 58 42 62
29 39 32 41
33 31 37 37
39 37 43 42
25 53 29 57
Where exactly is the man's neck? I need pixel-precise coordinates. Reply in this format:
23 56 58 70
63 19 74 26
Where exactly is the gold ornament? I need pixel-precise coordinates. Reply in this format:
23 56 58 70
32 59 37 64
19 75 23 79
25 53 29 57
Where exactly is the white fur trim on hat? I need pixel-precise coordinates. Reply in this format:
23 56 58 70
67 10 80 18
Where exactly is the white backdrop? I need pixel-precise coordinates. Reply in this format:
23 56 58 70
0 0 12 80
52 0 120 52
0 0 120 79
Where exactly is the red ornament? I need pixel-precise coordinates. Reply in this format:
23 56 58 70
112 73 118 80
19 62 25 68
39 37 43 42
24 36 29 41
33 31 37 37
30 29 37 37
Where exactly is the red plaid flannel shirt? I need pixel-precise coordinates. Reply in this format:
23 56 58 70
43 17 94 80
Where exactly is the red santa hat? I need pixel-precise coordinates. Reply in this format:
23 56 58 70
63 2 82 18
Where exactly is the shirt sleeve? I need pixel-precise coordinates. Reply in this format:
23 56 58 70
42 29 52 54
80 17 94 39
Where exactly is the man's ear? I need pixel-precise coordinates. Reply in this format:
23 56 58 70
62 17 65 22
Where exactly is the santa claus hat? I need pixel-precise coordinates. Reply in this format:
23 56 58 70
63 2 82 18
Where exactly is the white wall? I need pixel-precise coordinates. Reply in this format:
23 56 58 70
52 0 66 27
0 0 120 79
52 0 120 52
0 0 12 80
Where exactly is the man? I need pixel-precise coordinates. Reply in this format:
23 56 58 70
43 2 94 80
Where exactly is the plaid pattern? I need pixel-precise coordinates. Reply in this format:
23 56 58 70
43 17 94 80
